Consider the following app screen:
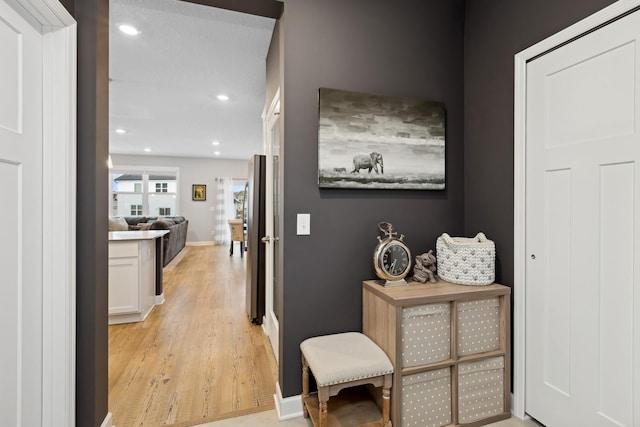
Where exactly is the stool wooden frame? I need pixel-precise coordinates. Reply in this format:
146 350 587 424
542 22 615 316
301 353 393 427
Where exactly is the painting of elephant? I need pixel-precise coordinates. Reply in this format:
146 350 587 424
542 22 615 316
351 152 384 174
317 88 445 189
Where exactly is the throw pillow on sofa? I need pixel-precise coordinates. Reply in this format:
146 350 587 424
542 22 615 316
108 216 129 231
149 220 170 230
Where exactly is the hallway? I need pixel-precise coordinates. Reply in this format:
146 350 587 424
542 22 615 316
108 245 278 426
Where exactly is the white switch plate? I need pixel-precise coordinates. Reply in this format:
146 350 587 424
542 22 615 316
297 213 310 235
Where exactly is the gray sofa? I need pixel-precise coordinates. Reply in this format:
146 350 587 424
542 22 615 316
115 216 189 266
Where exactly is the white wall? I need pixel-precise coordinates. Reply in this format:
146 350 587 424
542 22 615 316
110 154 249 243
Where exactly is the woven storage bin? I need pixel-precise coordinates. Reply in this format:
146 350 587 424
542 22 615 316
436 232 495 285
457 298 501 356
458 356 504 424
401 303 450 368
402 368 451 427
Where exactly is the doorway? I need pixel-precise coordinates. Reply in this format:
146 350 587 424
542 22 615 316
107 1 282 426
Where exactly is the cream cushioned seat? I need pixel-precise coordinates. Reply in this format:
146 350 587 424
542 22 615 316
300 332 393 386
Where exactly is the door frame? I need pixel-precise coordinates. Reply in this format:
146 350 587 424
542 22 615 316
262 87 281 363
10 0 77 425
513 0 639 419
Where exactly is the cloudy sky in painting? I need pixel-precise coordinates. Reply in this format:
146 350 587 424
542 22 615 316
318 88 445 174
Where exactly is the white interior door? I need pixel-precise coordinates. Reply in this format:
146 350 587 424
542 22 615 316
525 9 640 426
0 1 43 425
0 1 76 425
264 91 280 362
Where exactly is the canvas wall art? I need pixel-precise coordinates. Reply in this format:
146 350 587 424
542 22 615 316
318 88 445 190
192 184 206 201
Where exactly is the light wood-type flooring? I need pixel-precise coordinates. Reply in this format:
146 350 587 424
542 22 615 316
108 245 278 427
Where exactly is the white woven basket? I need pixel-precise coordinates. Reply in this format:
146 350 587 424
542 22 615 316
436 232 495 286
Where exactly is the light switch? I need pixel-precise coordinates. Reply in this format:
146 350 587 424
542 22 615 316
297 213 310 235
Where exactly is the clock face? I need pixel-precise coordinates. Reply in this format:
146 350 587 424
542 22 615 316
383 244 410 276
374 239 412 282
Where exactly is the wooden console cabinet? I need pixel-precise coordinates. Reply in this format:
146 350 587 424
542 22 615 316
363 279 511 427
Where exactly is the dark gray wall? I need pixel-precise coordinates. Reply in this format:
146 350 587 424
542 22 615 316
68 0 110 426
463 0 617 288
279 0 465 396
182 0 282 19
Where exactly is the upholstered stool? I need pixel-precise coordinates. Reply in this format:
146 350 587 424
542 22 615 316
300 332 393 427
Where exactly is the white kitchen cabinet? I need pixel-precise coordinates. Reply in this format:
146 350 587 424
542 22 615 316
108 230 168 324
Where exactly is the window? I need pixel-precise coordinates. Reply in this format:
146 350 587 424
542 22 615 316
233 181 247 220
109 167 179 217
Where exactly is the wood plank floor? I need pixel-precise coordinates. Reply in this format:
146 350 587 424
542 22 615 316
109 245 278 427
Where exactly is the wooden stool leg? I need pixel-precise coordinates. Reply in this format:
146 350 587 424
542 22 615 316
318 386 329 427
301 355 309 418
382 373 392 427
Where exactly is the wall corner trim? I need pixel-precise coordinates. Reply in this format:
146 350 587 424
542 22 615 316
274 382 303 421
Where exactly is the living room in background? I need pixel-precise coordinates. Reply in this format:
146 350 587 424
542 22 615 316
109 165 180 217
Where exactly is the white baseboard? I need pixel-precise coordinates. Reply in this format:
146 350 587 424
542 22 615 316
274 382 303 421
100 412 113 427
186 241 214 246
155 293 165 305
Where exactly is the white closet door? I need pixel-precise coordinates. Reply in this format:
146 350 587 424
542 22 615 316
525 9 640 427
0 1 44 425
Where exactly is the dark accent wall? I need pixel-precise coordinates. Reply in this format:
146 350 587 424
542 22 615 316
182 0 283 19
279 0 465 397
66 0 110 426
463 0 617 288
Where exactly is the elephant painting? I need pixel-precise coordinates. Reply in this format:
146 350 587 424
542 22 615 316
351 152 384 174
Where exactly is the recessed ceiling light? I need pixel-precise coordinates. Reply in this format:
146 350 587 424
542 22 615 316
214 151 221 156
115 128 126 134
119 24 140 36
212 141 220 146
144 148 151 152
216 94 229 101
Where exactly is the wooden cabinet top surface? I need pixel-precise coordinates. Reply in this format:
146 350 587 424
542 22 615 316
363 279 510 306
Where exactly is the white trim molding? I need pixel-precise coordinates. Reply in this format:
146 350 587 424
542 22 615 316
513 0 640 419
274 382 303 421
100 412 113 427
154 293 165 305
13 0 78 425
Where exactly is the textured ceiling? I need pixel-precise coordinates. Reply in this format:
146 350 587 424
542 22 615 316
109 0 275 159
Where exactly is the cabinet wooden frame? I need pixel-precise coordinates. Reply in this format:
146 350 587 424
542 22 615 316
363 280 511 427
